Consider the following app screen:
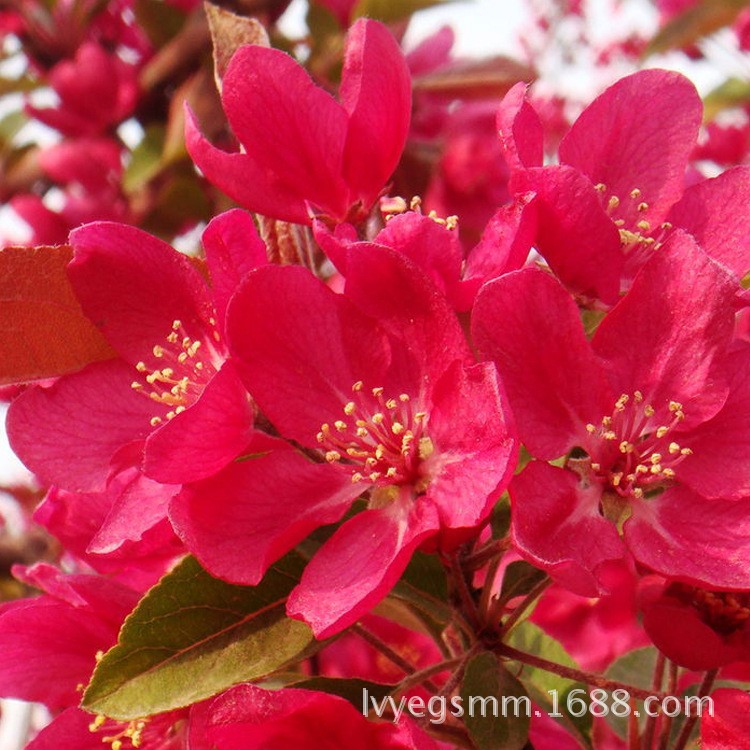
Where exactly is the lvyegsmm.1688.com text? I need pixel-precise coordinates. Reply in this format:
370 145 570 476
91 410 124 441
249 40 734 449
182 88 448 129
362 688 715 726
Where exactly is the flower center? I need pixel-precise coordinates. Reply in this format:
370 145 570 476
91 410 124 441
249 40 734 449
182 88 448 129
88 712 185 750
584 391 693 499
672 583 750 635
130 319 220 426
380 194 459 230
593 183 673 262
316 382 433 487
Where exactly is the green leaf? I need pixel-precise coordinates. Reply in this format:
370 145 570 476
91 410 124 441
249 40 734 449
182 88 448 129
402 551 448 601
703 77 750 120
293 677 394 709
352 0 463 23
506 623 592 747
82 553 316 719
500 561 547 602
645 0 750 55
133 0 186 46
123 125 165 195
605 647 658 692
603 647 658 739
461 651 530 750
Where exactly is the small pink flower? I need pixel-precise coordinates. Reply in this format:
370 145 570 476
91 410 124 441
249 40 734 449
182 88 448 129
186 19 411 225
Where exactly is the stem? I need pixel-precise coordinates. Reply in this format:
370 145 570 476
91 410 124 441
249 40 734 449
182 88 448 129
671 669 718 750
352 623 439 694
641 652 666 750
497 643 665 701
464 538 511 570
496 576 552 636
393 657 464 696
657 662 679 750
628 696 641 750
448 553 481 630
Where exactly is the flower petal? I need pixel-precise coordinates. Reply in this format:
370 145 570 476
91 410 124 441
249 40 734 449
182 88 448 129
184 109 311 224
143 362 254 484
511 165 624 304
667 165 750 278
227 265 390 444
221 45 350 218
7 359 152 492
625 486 750 589
202 209 268 331
559 69 701 227
340 19 411 208
472 268 613 460
68 221 214 365
510 462 627 596
592 231 735 427
170 436 360 585
287 500 438 638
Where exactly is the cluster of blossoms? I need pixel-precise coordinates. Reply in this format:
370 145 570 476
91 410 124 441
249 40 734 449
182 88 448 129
3 1 750 749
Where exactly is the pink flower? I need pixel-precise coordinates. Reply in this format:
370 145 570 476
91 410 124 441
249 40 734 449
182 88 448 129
9 211 260 494
472 230 750 595
314 194 536 312
171 248 517 637
27 42 139 136
189 683 439 749
185 19 411 225
498 69 750 303
639 575 750 670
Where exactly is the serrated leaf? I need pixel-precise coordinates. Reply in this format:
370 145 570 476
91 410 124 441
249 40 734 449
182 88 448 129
645 0 750 55
500 561 547 602
461 651 530 750
353 0 462 23
0 245 115 385
82 553 315 719
205 2 269 91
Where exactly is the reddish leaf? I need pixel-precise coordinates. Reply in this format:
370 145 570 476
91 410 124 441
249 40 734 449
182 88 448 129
0 245 114 385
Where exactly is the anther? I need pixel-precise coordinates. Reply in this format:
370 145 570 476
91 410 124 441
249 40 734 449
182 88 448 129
334 420 347 431
637 202 649 212
392 422 405 435
344 402 356 416
644 405 655 417
608 195 620 210
668 442 680 454
325 451 341 462
656 426 669 438
636 220 651 231
630 188 641 199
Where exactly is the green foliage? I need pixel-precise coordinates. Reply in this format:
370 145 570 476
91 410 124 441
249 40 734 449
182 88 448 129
461 650 530 750
507 622 593 747
353 0 462 23
500 561 547 602
83 553 316 719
